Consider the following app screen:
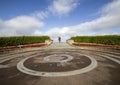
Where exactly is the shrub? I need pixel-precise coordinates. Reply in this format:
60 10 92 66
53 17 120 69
0 36 50 47
71 35 120 45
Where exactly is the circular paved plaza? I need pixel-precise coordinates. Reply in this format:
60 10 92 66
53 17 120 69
0 42 120 85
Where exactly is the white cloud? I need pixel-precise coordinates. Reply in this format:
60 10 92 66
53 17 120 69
32 30 43 35
48 0 79 15
0 16 44 36
101 0 120 16
33 11 49 19
5 16 44 28
0 0 120 42
33 0 79 19
0 0 80 37
43 0 120 41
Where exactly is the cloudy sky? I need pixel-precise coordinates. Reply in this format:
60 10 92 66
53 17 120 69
0 0 120 41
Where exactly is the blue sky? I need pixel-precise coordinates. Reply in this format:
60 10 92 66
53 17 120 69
0 0 120 41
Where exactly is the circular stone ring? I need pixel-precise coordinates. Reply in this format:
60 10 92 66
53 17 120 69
44 54 73 62
17 54 97 77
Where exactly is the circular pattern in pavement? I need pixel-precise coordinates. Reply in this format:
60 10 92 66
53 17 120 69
44 54 73 62
17 51 97 77
0 43 120 85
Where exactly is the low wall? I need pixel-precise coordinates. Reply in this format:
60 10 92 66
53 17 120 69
45 39 53 45
67 39 74 45
0 39 53 51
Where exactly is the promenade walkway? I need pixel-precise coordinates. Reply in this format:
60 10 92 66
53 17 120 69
44 42 75 49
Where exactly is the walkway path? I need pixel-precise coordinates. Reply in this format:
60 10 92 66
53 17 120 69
43 42 75 49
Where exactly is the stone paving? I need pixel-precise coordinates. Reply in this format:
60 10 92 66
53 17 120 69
0 42 120 85
43 42 75 49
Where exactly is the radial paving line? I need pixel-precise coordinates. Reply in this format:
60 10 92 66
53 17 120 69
0 52 36 63
95 52 120 59
0 65 8 68
96 53 120 64
80 50 120 64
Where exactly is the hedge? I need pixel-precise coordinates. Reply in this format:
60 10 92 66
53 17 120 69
71 35 120 45
0 36 50 47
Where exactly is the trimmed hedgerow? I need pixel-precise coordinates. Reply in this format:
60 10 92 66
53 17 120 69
0 36 50 47
71 35 120 45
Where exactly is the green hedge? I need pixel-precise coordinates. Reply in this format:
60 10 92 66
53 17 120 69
0 36 50 47
71 35 120 45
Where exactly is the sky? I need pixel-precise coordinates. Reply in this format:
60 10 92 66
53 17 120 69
0 0 120 41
